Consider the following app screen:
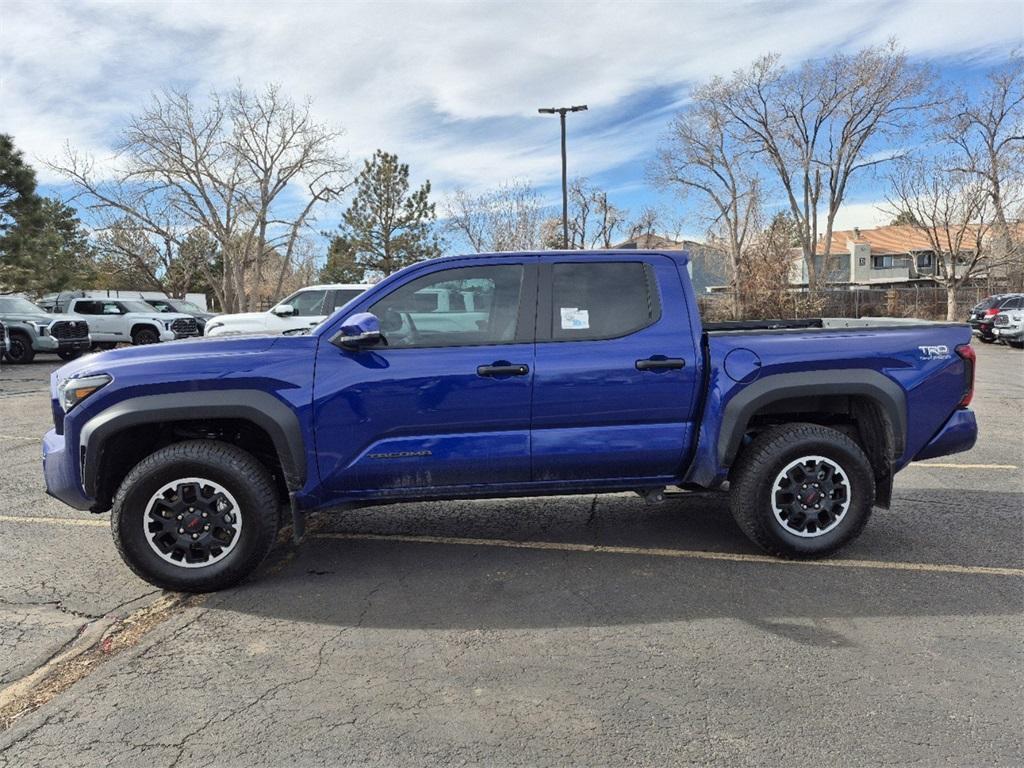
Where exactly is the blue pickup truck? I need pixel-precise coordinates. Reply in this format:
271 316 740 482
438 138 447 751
42 250 978 591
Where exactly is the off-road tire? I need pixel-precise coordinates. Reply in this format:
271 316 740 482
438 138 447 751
131 326 160 345
979 336 996 343
5 332 35 364
729 423 875 558
112 440 281 592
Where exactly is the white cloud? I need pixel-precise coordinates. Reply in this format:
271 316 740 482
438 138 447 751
830 201 895 232
2 0 1021 202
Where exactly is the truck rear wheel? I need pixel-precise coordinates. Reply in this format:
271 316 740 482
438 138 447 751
111 440 280 592
729 423 874 558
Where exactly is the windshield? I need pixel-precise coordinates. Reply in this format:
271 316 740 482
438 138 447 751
0 297 45 314
171 300 204 313
121 300 159 313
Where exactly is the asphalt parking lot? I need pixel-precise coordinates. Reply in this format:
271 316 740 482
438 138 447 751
0 342 1021 767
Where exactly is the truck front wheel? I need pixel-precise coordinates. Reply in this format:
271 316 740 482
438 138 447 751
5 332 35 364
729 423 874 558
111 440 280 592
131 327 160 345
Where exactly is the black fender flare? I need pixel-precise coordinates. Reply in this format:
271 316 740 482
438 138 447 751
717 369 907 468
79 390 306 497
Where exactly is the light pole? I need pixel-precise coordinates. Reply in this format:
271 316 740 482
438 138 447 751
538 105 587 249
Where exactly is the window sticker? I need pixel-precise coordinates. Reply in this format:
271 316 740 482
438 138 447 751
560 307 590 330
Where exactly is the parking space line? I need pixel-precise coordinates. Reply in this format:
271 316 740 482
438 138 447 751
3 515 1020 577
0 514 106 527
0 434 40 442
314 532 1024 578
913 462 1018 470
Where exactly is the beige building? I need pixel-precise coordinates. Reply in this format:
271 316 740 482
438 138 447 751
789 224 1011 287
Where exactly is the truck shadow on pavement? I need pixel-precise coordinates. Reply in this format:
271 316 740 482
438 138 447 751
206 489 1023 642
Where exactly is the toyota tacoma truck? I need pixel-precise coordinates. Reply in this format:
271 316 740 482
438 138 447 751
42 250 978 592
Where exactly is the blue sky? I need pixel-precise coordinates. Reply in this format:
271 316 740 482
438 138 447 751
3 0 1022 254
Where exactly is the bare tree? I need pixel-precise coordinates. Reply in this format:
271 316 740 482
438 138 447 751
739 212 822 319
589 189 628 248
539 178 628 249
445 180 545 252
885 157 992 320
653 99 760 317
49 84 350 311
566 178 594 249
714 41 931 291
940 54 1024 289
627 207 660 241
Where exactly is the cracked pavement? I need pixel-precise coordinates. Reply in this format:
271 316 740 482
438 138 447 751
0 344 1021 766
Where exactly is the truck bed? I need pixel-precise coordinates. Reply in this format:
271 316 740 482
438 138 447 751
705 317 958 334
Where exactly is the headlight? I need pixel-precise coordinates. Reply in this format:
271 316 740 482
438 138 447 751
57 374 112 413
164 320 174 330
33 322 50 336
205 321 223 332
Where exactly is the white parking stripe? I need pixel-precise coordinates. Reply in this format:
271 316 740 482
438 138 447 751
913 462 1018 469
314 532 1024 578
3 514 1020 578
0 514 106 527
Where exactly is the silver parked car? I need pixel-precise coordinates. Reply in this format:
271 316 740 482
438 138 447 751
0 295 92 364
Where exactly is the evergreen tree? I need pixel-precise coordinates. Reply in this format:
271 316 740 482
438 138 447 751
320 235 366 283
0 134 39 235
335 150 441 278
2 197 96 293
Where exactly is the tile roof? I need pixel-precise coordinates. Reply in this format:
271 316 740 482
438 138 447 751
815 223 1020 256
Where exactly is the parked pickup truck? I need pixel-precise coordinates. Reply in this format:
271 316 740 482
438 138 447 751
0 295 91 363
42 250 978 592
64 297 200 347
204 283 371 338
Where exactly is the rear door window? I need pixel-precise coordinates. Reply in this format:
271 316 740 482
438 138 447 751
331 289 364 311
549 262 660 341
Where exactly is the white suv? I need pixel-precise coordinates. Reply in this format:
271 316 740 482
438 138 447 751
204 284 370 338
66 298 200 347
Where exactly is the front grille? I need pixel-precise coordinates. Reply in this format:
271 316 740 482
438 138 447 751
50 320 89 340
171 318 199 336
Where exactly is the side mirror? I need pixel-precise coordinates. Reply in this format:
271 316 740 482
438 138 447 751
272 304 296 317
330 312 385 351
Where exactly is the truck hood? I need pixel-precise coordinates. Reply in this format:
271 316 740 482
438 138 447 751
127 311 194 324
55 334 282 381
208 312 269 325
2 311 81 325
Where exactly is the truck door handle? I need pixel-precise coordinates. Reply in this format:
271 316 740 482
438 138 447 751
477 363 530 377
636 357 686 371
